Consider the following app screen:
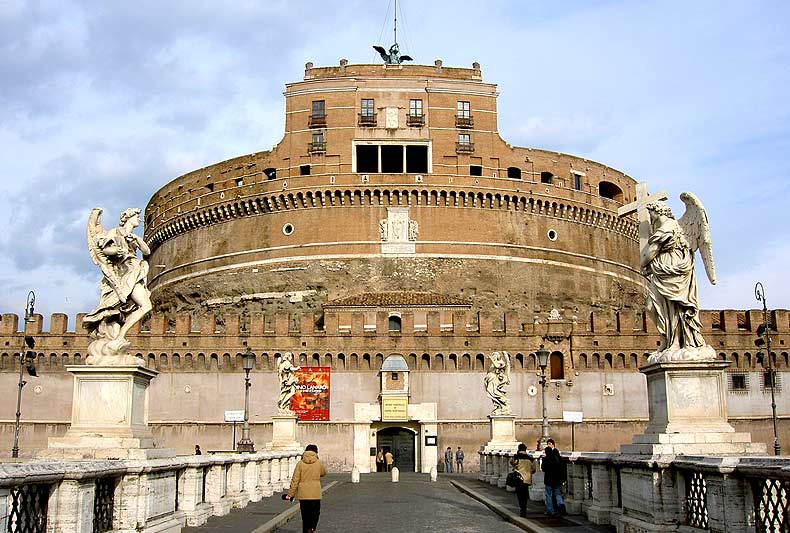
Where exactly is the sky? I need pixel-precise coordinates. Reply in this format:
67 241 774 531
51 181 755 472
0 0 788 325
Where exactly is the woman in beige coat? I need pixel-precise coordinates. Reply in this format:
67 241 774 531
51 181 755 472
284 444 327 533
510 442 536 517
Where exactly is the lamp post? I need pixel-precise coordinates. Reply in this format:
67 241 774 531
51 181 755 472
236 348 256 453
536 344 551 450
12 291 37 458
755 282 780 456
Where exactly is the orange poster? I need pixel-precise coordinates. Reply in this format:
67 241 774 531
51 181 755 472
291 367 330 421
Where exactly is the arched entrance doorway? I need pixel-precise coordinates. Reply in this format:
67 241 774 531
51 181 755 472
376 427 416 472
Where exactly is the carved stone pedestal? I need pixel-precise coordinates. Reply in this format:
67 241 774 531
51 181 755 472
267 414 302 451
41 365 174 460
621 361 766 455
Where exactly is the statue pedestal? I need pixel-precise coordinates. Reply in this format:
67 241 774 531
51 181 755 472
41 365 174 460
480 414 520 453
621 361 766 455
267 414 302 451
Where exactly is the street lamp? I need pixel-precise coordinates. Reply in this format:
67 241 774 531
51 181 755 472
236 348 256 453
536 344 551 450
755 282 780 455
12 291 38 458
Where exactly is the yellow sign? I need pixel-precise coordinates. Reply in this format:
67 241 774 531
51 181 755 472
381 395 409 421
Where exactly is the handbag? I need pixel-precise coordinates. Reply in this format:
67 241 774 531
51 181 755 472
505 470 523 488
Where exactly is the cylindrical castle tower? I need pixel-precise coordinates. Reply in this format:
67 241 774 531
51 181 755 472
144 60 643 317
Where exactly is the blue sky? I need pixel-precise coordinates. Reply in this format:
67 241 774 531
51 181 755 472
1 0 788 323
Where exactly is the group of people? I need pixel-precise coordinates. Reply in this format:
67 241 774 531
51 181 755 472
443 446 465 473
510 438 567 518
374 448 394 472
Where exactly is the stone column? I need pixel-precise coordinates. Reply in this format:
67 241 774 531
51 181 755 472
226 461 248 509
269 457 282 492
46 478 96 533
245 458 262 502
204 462 231 516
258 455 273 497
179 462 211 527
280 454 292 488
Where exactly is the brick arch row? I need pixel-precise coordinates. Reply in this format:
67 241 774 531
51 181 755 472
147 186 638 248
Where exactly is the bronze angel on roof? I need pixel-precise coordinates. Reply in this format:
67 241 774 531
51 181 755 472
642 192 717 363
83 207 152 365
373 43 413 64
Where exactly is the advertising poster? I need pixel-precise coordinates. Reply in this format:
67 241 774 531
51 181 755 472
291 367 330 421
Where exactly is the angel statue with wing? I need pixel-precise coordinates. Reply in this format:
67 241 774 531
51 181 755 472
484 351 512 415
642 193 717 363
83 207 152 365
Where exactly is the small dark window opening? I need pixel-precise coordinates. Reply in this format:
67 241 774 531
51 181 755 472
507 167 521 180
764 372 776 388
550 352 565 380
205 183 214 192
388 315 402 332
406 145 428 173
235 178 243 187
731 374 747 390
391 372 398 380
381 145 404 173
541 172 554 184
573 174 582 190
599 181 624 202
300 165 311 176
264 168 277 180
357 145 378 173
470 165 483 176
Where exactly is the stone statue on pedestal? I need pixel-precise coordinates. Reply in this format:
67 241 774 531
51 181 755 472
642 193 717 363
83 208 152 365
484 351 511 415
277 352 301 412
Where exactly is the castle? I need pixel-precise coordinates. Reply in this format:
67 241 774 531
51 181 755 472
1 59 786 471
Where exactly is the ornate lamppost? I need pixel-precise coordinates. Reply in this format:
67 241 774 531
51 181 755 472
236 348 256 453
755 282 780 455
536 344 551 450
12 291 38 458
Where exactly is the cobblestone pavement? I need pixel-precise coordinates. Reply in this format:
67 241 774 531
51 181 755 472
187 472 614 533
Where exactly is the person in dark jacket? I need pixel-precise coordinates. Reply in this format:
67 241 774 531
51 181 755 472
541 439 566 516
510 443 536 517
284 444 328 533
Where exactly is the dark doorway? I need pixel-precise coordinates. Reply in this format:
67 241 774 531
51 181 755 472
381 145 404 173
377 427 415 472
357 145 378 173
406 145 428 173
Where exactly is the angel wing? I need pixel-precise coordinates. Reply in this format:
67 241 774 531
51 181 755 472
372 45 389 61
677 192 717 285
502 351 511 385
399 54 413 62
87 208 125 301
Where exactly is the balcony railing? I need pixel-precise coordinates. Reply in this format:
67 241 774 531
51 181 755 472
307 142 326 154
358 113 377 127
455 115 474 128
455 142 475 154
308 115 326 128
407 114 425 127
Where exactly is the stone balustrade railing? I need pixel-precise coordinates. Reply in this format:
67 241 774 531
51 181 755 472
0 450 300 533
480 449 790 532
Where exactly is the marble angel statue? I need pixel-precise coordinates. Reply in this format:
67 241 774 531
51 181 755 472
642 193 717 363
484 351 512 415
83 208 152 365
277 352 302 412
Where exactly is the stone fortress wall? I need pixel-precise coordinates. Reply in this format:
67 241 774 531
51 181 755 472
1 307 788 468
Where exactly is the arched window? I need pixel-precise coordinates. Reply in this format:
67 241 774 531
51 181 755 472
598 181 624 202
388 315 402 332
507 167 521 180
550 352 564 380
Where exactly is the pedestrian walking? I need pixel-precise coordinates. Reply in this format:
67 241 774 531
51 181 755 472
376 448 385 472
385 449 394 471
510 443 536 517
444 446 454 473
455 446 465 473
194 444 202 455
283 444 327 533
541 438 566 516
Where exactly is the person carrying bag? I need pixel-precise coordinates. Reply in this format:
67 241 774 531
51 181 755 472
509 443 537 518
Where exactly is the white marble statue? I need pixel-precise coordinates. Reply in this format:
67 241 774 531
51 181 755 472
83 208 152 365
642 193 717 363
483 351 511 415
277 352 302 412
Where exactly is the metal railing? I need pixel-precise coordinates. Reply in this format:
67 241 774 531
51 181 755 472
7 483 50 533
455 142 475 154
93 477 116 533
455 116 474 128
307 142 326 154
308 115 326 128
407 114 425 127
358 113 377 126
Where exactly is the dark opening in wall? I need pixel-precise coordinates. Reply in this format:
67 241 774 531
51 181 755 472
264 168 277 180
406 145 428 173
470 165 482 176
541 172 554 184
300 165 311 176
381 145 404 173
205 183 214 192
388 315 402 332
507 167 521 180
599 181 624 202
573 174 582 190
356 145 378 173
550 352 565 380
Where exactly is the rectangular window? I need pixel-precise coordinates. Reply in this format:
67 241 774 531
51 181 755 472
381 145 404 173
728 373 748 392
356 145 378 173
361 99 375 117
459 133 471 145
235 178 243 187
312 132 324 145
300 164 311 176
470 165 482 176
311 100 325 118
457 101 470 118
406 145 428 173
409 99 423 116
574 174 582 190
